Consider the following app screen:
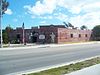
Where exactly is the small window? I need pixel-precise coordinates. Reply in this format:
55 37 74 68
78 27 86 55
85 34 88 37
79 34 81 38
17 34 20 39
70 34 73 38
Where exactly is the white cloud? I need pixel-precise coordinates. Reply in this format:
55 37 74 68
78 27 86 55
31 16 36 19
57 0 100 29
40 21 47 24
69 6 82 14
69 15 84 28
69 12 100 29
39 15 53 19
82 2 100 13
5 9 13 15
24 0 56 16
55 13 68 21
24 0 100 29
24 0 100 15
40 16 48 19
48 16 53 19
39 13 67 21
57 0 100 14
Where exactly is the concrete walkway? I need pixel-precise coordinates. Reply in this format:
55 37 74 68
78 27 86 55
1 41 100 50
66 64 100 75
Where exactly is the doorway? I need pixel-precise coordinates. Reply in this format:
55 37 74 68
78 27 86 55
32 36 37 43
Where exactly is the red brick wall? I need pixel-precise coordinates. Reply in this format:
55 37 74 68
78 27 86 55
57 28 92 43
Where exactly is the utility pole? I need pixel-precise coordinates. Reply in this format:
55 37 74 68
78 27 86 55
22 22 25 45
0 0 3 48
0 0 9 48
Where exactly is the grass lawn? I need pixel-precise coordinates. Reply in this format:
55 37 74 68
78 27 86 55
23 57 100 75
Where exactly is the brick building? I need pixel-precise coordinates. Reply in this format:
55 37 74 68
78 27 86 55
9 27 39 43
39 25 92 43
9 25 92 44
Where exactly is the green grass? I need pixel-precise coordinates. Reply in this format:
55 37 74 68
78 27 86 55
23 57 100 75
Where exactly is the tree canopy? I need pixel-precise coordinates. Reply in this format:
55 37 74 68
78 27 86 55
1 0 9 15
3 26 13 44
80 25 87 30
92 25 100 40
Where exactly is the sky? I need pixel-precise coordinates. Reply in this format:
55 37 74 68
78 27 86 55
2 0 100 29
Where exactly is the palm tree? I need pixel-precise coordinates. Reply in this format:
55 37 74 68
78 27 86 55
0 0 9 47
80 25 87 30
2 0 9 15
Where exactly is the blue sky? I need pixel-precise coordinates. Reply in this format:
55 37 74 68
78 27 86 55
2 0 100 29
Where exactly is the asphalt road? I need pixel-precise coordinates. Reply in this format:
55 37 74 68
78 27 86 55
0 43 100 75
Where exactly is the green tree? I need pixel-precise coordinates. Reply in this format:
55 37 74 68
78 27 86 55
92 25 100 41
5 25 13 33
1 0 9 15
3 25 13 44
3 30 8 44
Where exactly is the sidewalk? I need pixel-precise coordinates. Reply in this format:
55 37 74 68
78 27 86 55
0 41 100 50
65 64 100 75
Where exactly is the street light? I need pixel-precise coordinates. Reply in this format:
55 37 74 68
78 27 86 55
0 0 3 48
0 0 9 48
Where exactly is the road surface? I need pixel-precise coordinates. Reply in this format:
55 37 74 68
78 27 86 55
0 43 100 75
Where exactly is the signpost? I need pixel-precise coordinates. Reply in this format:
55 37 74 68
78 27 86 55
22 22 25 45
